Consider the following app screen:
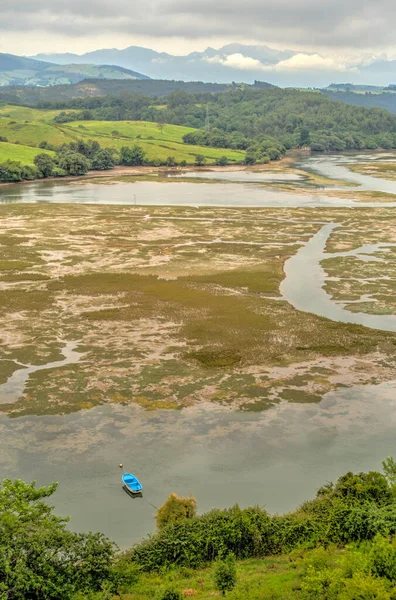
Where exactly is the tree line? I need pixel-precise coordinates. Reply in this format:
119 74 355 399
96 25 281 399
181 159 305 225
19 86 396 153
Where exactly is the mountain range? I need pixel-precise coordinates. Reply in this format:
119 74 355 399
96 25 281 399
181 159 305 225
32 44 396 87
0 53 148 87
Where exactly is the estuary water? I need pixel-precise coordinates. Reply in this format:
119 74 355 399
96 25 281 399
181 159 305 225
1 152 396 547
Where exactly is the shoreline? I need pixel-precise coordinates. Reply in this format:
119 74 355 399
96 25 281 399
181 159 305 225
0 156 298 189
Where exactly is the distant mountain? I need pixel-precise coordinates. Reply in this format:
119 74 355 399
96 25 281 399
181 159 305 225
0 53 148 87
31 44 396 87
32 44 298 84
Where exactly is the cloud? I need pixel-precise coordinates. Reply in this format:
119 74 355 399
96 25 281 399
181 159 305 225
0 0 396 54
206 53 266 71
265 53 352 72
206 52 352 73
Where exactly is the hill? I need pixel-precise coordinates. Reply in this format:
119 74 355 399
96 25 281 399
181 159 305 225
321 88 396 114
0 53 148 87
0 141 54 165
0 105 245 166
0 79 257 105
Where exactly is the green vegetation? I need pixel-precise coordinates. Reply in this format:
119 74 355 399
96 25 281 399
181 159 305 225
8 86 396 153
156 494 197 530
0 140 54 165
3 461 396 599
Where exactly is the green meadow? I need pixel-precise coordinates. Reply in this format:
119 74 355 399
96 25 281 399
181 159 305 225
0 141 54 165
0 105 245 164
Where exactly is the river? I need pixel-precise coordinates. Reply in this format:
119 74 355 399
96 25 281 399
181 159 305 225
1 152 396 548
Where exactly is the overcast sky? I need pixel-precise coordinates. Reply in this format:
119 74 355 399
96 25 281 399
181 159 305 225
0 0 393 58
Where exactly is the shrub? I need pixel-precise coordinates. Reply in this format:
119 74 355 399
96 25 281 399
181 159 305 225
215 156 229 166
120 145 146 166
156 493 197 530
158 590 182 600
34 153 55 178
194 154 206 166
58 153 90 176
213 553 237 596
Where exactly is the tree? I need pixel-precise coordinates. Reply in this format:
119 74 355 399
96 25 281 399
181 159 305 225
91 149 115 170
244 151 256 165
165 156 177 167
156 493 197 530
382 456 396 489
120 145 146 166
194 154 206 166
34 153 55 178
58 152 90 176
157 121 166 134
215 156 229 166
0 479 116 599
213 553 237 596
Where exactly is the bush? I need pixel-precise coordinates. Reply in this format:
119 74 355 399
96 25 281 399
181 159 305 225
58 152 90 176
194 154 206 166
215 156 229 166
120 145 146 166
91 149 115 170
157 590 182 600
0 136 8 142
34 153 55 178
156 493 197 530
165 156 177 167
21 165 39 180
213 553 237 596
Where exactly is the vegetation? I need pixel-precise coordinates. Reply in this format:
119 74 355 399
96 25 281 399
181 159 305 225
156 493 197 530
3 460 396 598
0 479 120 599
3 86 396 153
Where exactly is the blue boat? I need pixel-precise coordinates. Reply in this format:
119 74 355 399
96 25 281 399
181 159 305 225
122 472 143 495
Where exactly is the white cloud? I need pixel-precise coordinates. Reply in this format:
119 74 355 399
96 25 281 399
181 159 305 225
206 52 353 73
206 53 265 70
268 53 351 72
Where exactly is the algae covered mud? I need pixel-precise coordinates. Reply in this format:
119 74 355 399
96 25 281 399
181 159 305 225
1 151 396 545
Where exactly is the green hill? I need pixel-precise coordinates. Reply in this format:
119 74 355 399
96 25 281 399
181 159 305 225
0 53 148 87
0 141 53 165
0 105 245 165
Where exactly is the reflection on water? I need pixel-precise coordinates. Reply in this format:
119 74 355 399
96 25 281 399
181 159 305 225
1 382 396 547
300 154 396 195
1 154 396 208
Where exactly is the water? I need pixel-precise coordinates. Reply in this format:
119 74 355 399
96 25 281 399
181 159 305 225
0 340 82 404
1 384 396 548
300 154 396 195
1 152 396 207
2 152 396 547
281 223 396 332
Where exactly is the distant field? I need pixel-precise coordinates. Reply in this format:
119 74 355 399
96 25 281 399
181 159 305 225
0 141 53 165
0 105 79 122
0 106 245 164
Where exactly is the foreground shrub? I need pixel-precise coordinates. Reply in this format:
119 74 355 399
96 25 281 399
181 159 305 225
156 493 197 530
213 553 237 596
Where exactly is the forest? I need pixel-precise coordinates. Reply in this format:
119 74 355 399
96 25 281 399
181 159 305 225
23 87 396 152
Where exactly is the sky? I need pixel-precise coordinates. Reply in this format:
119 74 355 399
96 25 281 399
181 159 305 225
0 0 394 60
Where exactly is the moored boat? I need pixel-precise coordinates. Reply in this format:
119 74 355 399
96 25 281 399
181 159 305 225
122 472 143 495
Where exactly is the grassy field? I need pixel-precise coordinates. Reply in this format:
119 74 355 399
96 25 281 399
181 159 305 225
0 141 54 165
0 105 245 164
0 203 396 417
